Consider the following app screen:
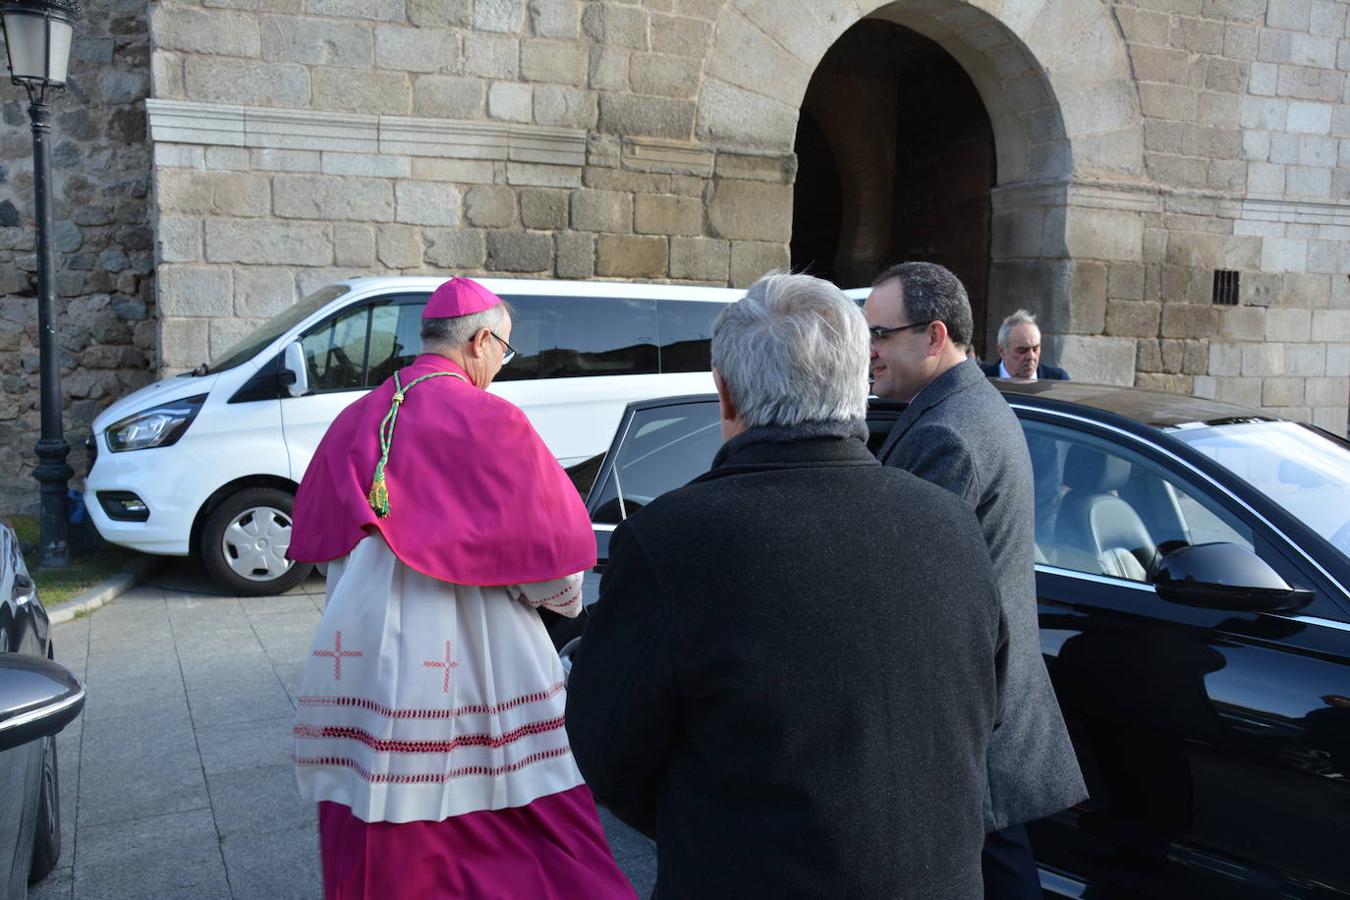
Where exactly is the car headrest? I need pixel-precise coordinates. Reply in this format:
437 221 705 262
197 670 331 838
1064 446 1132 493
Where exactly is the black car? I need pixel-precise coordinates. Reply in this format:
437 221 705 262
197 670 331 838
0 524 85 898
552 381 1350 899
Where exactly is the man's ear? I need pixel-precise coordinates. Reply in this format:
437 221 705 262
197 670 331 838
468 327 491 359
927 320 951 357
713 369 738 422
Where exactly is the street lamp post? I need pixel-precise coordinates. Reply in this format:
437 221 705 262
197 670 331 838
1 0 80 568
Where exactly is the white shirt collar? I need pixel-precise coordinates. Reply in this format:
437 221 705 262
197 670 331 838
998 360 1037 381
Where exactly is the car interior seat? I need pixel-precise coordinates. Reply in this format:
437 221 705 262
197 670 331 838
1056 446 1160 581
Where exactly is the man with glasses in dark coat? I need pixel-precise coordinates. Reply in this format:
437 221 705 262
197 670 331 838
865 261 1087 899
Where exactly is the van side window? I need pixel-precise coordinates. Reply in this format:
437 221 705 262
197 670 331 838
494 296 658 382
301 304 371 392
657 300 720 373
299 296 428 392
366 299 427 385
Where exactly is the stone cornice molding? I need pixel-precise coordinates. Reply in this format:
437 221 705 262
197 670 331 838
993 176 1350 227
621 138 714 176
145 99 587 166
991 178 1163 214
1236 196 1350 229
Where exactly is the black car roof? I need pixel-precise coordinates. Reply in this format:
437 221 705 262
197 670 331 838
625 383 1275 432
995 380 1275 429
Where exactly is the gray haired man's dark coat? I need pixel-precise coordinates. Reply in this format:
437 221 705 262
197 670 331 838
878 357 1087 830
566 424 1004 899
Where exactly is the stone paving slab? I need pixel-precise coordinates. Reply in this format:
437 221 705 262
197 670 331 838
73 808 232 900
220 825 323 900
34 557 657 899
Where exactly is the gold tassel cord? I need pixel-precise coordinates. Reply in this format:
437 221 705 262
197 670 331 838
366 371 459 518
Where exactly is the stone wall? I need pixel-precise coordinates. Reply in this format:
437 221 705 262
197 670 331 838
0 0 153 516
1100 0 1350 432
146 0 791 373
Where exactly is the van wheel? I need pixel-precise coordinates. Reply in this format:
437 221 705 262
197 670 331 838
201 487 313 596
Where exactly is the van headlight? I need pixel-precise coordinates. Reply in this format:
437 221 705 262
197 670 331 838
105 395 207 452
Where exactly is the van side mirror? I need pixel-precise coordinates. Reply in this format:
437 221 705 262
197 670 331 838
1153 542 1312 612
282 342 309 398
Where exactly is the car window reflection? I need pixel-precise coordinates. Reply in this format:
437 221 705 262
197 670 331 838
590 405 722 524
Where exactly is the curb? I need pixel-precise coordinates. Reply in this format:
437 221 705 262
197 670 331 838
48 555 163 625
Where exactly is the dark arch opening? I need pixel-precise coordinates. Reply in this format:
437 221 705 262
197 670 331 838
790 111 843 290
790 19 996 354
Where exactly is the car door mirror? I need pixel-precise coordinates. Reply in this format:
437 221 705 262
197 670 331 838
0 656 85 753
1153 542 1313 612
282 341 309 398
11 573 34 605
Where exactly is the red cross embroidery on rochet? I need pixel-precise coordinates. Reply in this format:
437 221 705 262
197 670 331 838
313 630 363 681
423 641 459 693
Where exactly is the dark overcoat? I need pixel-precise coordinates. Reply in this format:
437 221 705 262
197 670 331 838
979 360 1070 380
566 427 1004 899
878 358 1087 831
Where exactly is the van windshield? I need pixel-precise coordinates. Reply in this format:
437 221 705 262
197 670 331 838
205 284 351 374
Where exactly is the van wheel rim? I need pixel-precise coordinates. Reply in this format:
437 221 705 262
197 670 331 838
221 506 294 582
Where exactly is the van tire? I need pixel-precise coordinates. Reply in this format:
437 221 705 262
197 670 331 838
201 487 313 596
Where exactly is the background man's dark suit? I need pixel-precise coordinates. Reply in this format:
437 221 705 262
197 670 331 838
877 358 1086 835
566 427 1004 899
980 360 1070 380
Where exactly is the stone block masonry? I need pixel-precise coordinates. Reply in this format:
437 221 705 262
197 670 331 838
0 0 153 516
141 95 807 391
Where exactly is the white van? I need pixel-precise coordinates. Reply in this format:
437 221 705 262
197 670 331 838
86 276 740 595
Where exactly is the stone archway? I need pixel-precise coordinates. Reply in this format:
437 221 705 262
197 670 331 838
790 20 999 355
696 0 1148 380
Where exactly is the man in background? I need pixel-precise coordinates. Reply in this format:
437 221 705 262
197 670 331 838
982 309 1069 381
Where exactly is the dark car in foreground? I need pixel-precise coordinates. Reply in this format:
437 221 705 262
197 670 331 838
551 381 1350 899
0 524 85 899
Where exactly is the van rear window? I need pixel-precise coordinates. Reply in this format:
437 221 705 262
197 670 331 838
494 296 659 381
657 300 720 373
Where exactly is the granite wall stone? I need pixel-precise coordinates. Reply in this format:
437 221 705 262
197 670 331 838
0 0 152 515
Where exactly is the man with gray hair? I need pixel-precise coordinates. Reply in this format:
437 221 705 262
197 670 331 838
981 308 1070 382
567 273 1005 897
865 262 1085 899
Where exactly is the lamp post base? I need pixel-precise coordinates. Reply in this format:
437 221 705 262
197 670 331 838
34 437 72 569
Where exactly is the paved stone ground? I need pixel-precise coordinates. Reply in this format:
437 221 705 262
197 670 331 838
31 559 656 900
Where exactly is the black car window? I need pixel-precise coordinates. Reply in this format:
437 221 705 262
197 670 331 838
1171 419 1350 562
590 402 722 524
1022 420 1253 582
657 300 721 373
494 295 658 382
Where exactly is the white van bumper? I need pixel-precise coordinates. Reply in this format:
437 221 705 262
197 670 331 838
85 432 204 556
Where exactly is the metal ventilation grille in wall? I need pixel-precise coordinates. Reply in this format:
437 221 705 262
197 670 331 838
1212 270 1240 305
